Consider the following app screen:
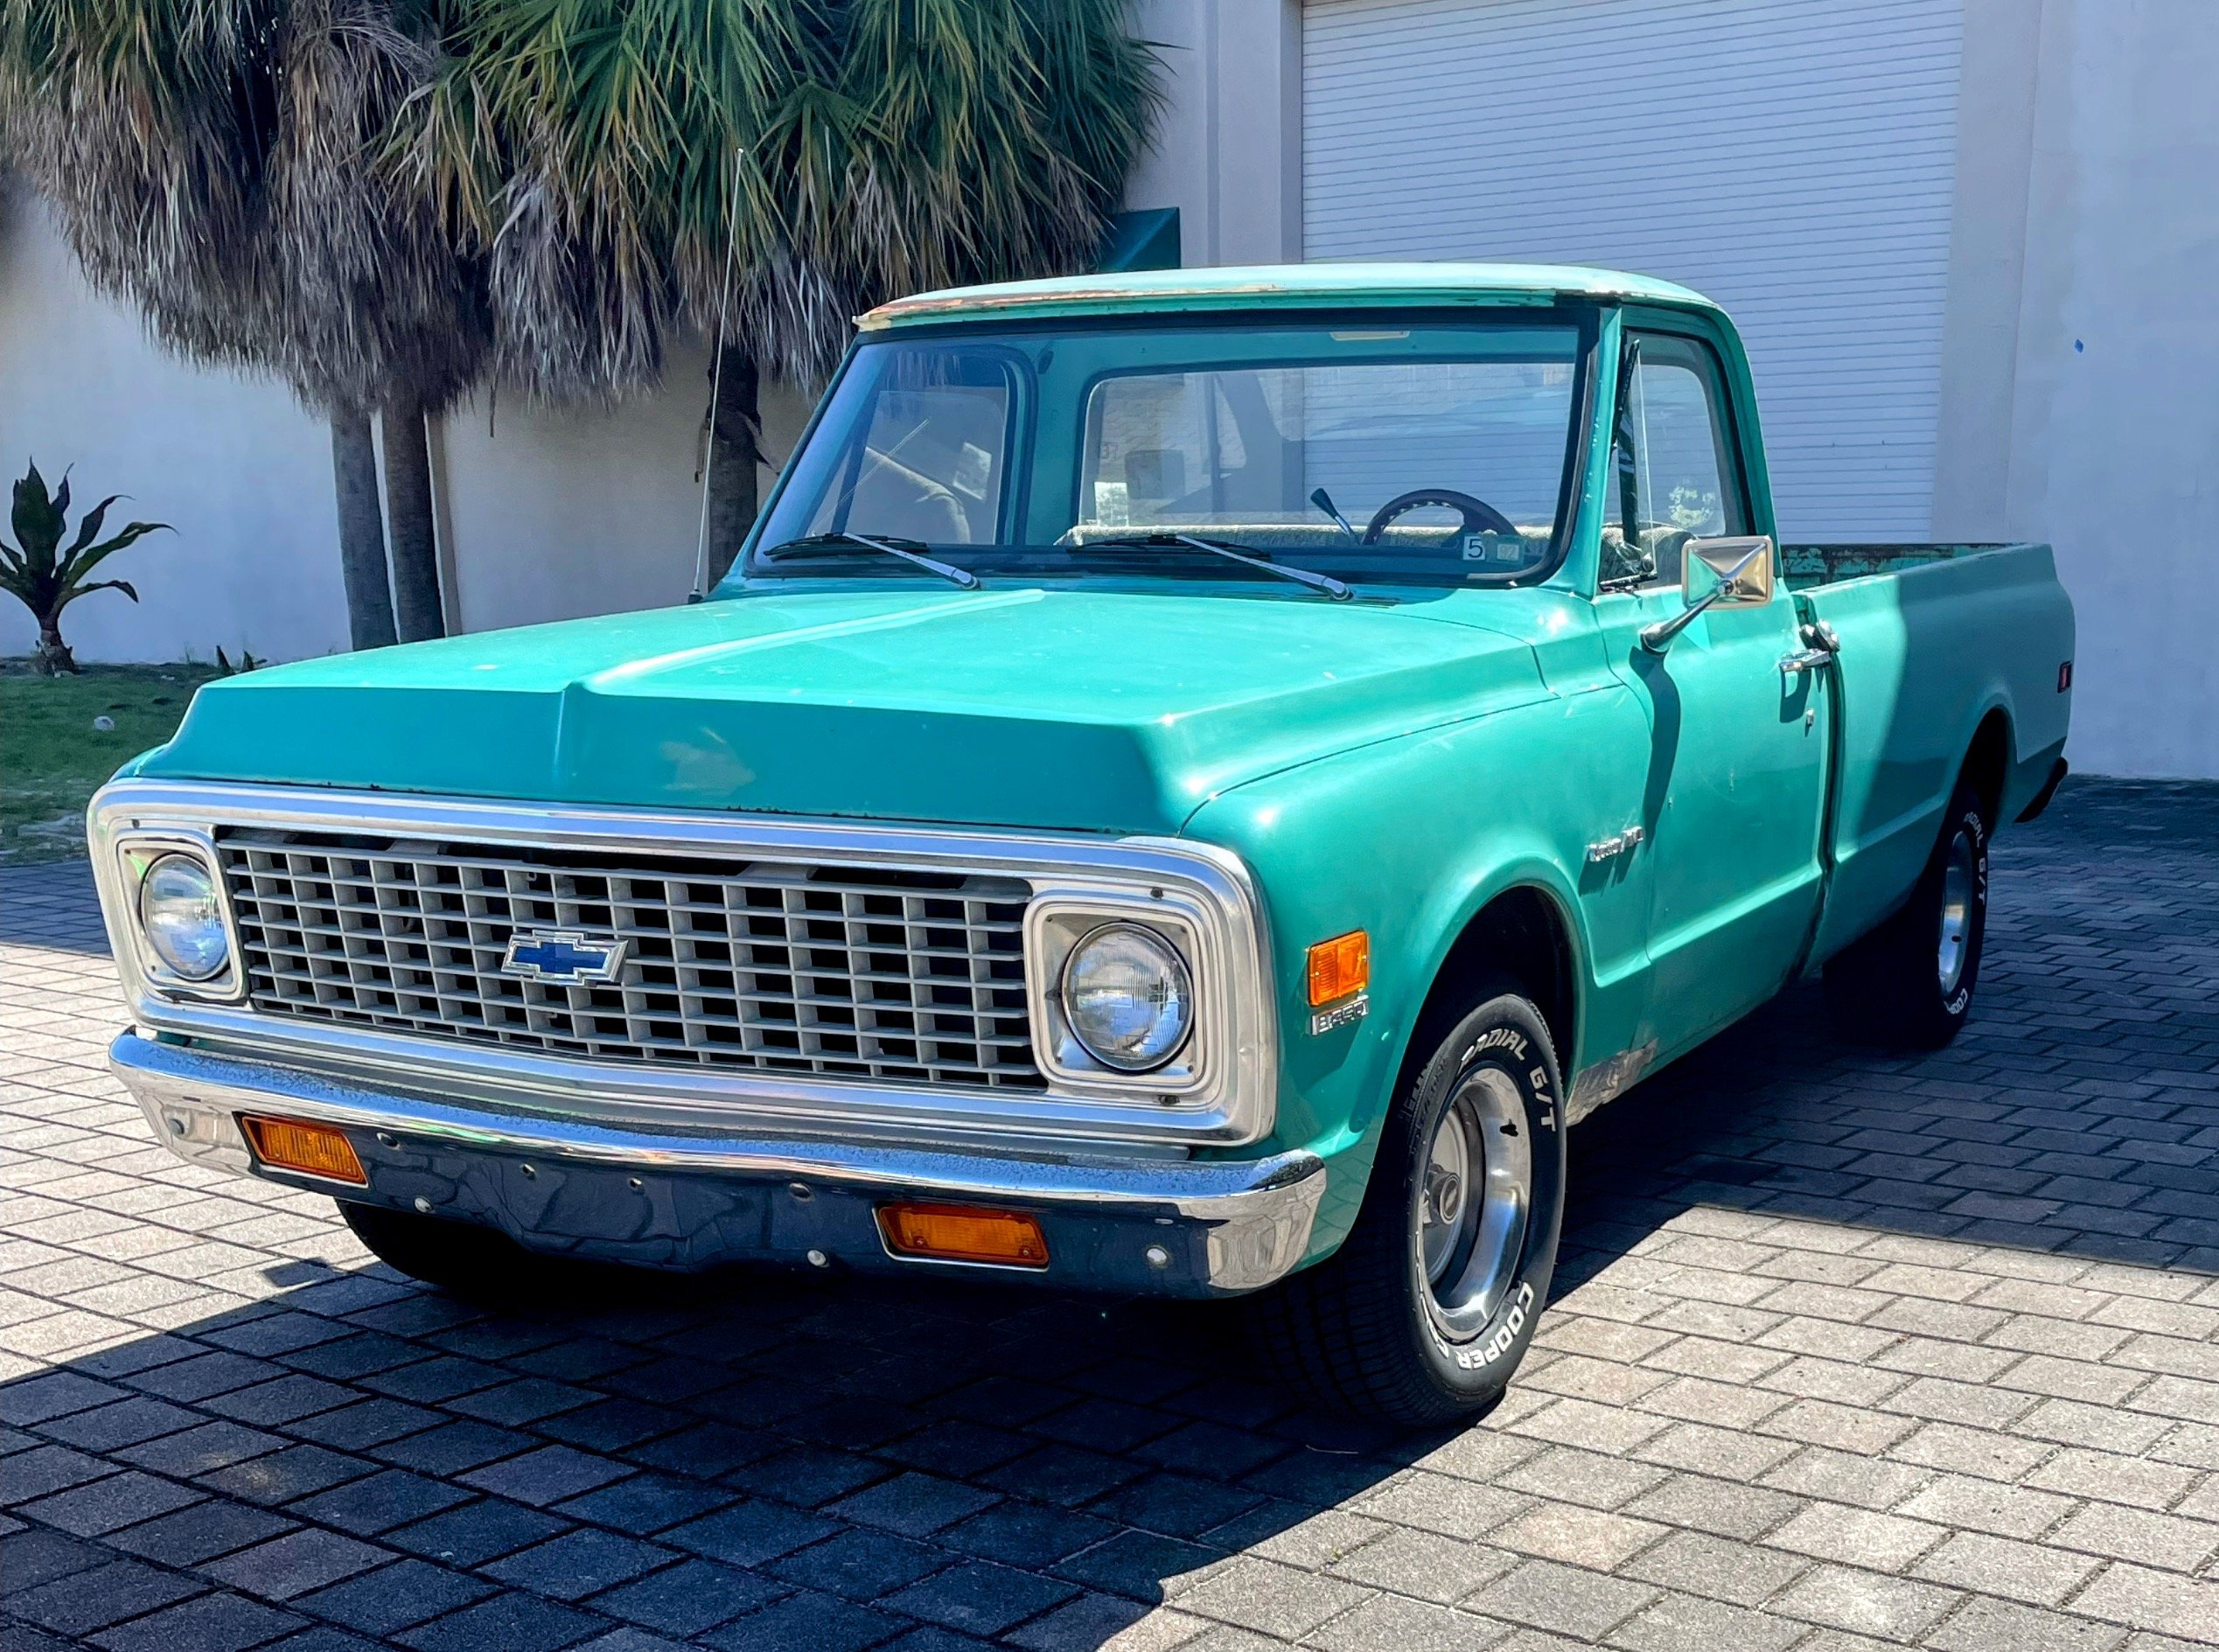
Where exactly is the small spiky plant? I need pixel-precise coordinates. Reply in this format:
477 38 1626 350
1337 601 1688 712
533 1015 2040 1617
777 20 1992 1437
0 462 171 675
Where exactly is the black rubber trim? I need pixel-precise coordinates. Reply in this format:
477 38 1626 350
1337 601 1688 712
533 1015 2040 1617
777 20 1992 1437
2017 757 2069 823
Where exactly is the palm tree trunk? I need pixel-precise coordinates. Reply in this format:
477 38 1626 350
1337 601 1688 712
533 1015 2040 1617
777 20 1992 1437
382 393 446 643
34 610 76 675
331 409 400 651
706 344 761 585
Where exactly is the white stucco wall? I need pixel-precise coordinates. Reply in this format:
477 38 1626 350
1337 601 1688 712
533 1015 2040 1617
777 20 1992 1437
1998 0 2219 778
436 360 807 638
0 190 811 660
0 199 352 665
1125 0 1304 265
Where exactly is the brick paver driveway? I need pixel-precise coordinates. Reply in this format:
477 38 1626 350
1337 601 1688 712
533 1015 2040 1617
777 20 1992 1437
4 779 2218 1652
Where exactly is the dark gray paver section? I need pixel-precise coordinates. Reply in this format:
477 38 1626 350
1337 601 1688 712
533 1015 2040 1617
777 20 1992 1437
3 780 2217 1649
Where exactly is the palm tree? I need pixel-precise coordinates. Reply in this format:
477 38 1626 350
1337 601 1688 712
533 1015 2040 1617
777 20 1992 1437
0 0 487 646
405 0 1158 581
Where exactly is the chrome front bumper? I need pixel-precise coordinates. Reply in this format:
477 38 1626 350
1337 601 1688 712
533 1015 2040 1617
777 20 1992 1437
112 1034 1327 1296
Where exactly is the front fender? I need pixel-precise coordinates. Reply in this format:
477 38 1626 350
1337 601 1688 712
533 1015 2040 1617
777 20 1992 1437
1181 684 1654 1262
1388 850 1591 1130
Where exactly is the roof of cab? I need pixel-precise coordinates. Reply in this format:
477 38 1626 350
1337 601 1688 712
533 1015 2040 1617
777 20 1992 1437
857 261 1720 331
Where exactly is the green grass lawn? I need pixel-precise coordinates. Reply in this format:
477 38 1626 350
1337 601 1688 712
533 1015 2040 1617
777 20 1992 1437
1 659 219 864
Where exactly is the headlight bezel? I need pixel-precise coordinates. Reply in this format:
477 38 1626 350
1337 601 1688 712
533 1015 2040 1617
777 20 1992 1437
1057 920 1197 1074
112 831 245 1001
1024 888 1225 1098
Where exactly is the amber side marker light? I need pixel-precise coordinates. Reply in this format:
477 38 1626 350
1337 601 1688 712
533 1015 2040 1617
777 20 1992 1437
878 1202 1049 1268
239 1115 366 1185
1308 930 1371 1006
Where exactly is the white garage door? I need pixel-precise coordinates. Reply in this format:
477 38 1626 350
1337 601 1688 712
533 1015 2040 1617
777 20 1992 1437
1302 0 1963 540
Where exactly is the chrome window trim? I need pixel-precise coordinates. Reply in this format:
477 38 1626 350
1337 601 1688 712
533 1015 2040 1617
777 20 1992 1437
89 779 1279 1148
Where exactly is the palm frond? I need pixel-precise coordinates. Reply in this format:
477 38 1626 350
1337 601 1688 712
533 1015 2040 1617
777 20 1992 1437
1 0 487 415
401 0 1159 401
3 0 1161 442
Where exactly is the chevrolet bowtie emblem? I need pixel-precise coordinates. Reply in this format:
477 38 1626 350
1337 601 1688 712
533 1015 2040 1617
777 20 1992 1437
502 929 625 984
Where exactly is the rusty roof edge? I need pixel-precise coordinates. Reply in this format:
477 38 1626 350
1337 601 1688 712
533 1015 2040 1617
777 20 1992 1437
857 282 1568 331
853 264 1715 332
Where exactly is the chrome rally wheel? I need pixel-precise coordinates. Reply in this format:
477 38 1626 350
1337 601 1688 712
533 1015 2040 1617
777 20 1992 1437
1419 1067 1532 1336
1246 979 1566 1425
1936 822 1978 998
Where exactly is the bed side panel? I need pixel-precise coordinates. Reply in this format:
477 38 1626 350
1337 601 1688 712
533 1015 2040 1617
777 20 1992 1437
1800 543 2073 965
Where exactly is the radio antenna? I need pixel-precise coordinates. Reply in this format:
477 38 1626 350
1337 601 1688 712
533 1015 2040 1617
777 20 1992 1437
692 145 748 603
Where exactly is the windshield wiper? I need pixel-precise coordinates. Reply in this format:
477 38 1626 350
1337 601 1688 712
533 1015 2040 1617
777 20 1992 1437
1084 533 1352 602
762 532 980 589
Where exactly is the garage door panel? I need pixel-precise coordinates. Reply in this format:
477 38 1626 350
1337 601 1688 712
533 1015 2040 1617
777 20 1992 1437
1304 0 1962 540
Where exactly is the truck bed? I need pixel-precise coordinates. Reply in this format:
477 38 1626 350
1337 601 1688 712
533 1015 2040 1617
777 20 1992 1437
1783 541 2025 588
1785 540 2073 967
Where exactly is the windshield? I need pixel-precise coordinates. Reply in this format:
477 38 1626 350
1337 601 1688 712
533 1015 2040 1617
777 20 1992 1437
748 315 1591 589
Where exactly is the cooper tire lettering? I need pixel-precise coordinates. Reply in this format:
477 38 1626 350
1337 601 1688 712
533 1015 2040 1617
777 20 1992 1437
1245 978 1567 1425
1450 1281 1537 1368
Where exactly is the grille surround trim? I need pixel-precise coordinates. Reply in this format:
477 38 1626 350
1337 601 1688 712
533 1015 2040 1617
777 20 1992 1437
91 780 1277 1148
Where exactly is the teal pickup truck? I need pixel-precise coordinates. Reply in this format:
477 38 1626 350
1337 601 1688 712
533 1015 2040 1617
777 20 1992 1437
93 266 2074 1423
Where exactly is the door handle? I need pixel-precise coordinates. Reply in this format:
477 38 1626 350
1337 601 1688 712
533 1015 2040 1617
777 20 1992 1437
1778 621 1840 677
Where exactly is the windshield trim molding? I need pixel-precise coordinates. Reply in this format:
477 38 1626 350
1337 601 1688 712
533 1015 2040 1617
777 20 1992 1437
734 303 1604 596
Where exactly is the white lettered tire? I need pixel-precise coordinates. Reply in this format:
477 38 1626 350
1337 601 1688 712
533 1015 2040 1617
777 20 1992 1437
1825 777 1991 1049
1247 979 1567 1424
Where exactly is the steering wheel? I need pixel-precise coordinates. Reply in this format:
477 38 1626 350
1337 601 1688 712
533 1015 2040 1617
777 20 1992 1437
1362 488 1518 544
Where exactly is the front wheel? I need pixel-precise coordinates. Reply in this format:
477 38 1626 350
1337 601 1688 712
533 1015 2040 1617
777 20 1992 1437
1825 777 1991 1049
1246 981 1567 1425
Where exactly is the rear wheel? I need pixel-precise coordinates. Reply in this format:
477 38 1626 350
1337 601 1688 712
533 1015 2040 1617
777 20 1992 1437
1825 777 1991 1049
1246 980 1567 1425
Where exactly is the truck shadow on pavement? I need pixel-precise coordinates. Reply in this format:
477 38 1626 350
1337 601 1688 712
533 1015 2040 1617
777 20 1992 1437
5 777 2217 1649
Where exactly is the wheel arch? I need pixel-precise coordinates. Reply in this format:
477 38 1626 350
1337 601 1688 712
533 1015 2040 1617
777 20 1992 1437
1395 876 1583 1101
1961 703 2014 825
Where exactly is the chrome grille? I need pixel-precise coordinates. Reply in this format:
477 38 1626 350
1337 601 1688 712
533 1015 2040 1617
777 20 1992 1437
216 830 1044 1091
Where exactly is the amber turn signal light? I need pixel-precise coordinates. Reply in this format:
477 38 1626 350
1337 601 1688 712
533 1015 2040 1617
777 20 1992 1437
238 1114 366 1185
1307 930 1371 1006
877 1202 1049 1268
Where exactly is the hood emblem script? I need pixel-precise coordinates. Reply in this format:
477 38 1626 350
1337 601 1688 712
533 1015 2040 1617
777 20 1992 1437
502 929 626 984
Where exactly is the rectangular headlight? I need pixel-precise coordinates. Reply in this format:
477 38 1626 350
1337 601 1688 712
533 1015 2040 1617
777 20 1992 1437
108 830 246 1002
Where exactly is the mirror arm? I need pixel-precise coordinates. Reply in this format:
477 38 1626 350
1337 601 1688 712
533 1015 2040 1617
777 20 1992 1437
1639 585 1725 652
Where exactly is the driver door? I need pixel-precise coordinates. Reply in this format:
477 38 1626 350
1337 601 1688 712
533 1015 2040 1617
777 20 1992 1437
1594 330 1829 1049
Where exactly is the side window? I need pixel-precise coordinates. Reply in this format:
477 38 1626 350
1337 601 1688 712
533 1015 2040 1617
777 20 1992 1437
1601 332 1748 589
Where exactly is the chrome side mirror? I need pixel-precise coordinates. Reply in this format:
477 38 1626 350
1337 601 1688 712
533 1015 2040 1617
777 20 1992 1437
1640 534 1776 652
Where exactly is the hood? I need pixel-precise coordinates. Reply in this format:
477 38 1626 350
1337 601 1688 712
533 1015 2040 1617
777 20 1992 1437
143 585 1552 833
